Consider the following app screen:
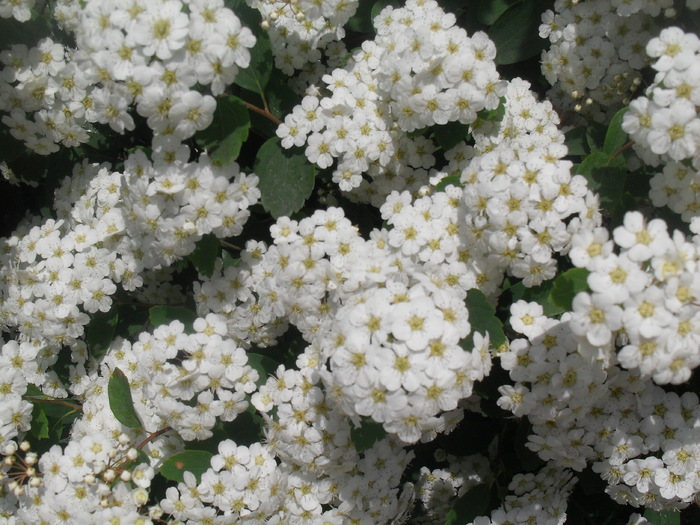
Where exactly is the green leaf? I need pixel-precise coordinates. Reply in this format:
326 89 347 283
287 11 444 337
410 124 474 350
473 0 519 25
188 234 220 278
464 289 506 350
149 306 197 332
254 138 316 218
160 450 213 484
87 309 119 360
346 0 372 33
435 174 462 192
233 21 273 97
246 353 281 386
549 268 590 312
350 417 387 452
603 107 629 156
507 280 564 318
489 1 549 65
443 483 491 525
586 121 607 152
564 126 589 157
433 121 471 151
477 97 506 122
266 69 302 121
575 151 627 208
194 96 250 166
108 368 142 429
30 405 50 440
643 509 681 525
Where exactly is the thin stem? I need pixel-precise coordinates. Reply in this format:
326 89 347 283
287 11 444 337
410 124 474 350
221 240 243 251
611 140 634 159
23 396 83 412
134 426 172 451
243 101 282 126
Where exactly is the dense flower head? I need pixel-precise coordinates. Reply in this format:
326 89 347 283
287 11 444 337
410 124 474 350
0 0 255 154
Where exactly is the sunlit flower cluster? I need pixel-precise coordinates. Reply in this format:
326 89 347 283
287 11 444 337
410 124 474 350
624 27 700 221
0 0 255 154
0 152 258 352
250 0 358 76
278 0 505 205
540 0 667 122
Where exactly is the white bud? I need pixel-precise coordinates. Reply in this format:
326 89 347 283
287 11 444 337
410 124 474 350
133 488 149 506
118 433 130 446
19 441 30 452
295 11 305 22
3 442 17 456
120 470 132 482
25 453 38 466
103 469 116 482
126 448 138 461
261 20 270 30
270 11 279 21
29 477 42 488
84 474 96 485
100 498 110 508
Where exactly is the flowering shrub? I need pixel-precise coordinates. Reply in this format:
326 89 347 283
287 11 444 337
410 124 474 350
1 0 700 523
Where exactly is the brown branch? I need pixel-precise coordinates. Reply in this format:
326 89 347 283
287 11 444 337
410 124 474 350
611 140 635 159
221 240 243 251
243 101 282 126
23 396 83 412
134 426 172 451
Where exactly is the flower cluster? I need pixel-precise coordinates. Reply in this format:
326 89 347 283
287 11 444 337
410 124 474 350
277 0 504 205
470 464 577 525
250 0 358 76
568 210 700 384
0 152 258 357
540 0 668 122
501 295 700 509
412 452 489 523
0 0 255 154
624 26 700 221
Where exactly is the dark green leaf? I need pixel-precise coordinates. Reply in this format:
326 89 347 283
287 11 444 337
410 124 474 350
233 23 273 97
350 417 387 452
463 289 506 350
188 234 220 278
160 450 213 484
266 69 302 121
246 352 281 386
194 96 250 165
643 509 681 525
87 309 119 360
473 0 519 25
108 368 142 429
603 107 629 156
254 138 316 218
149 306 197 332
565 126 589 157
575 151 627 208
507 280 564 318
443 483 491 525
477 97 506 122
435 175 462 192
433 121 471 151
586 121 607 152
346 0 372 33
489 1 548 65
30 405 49 440
549 268 590 312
